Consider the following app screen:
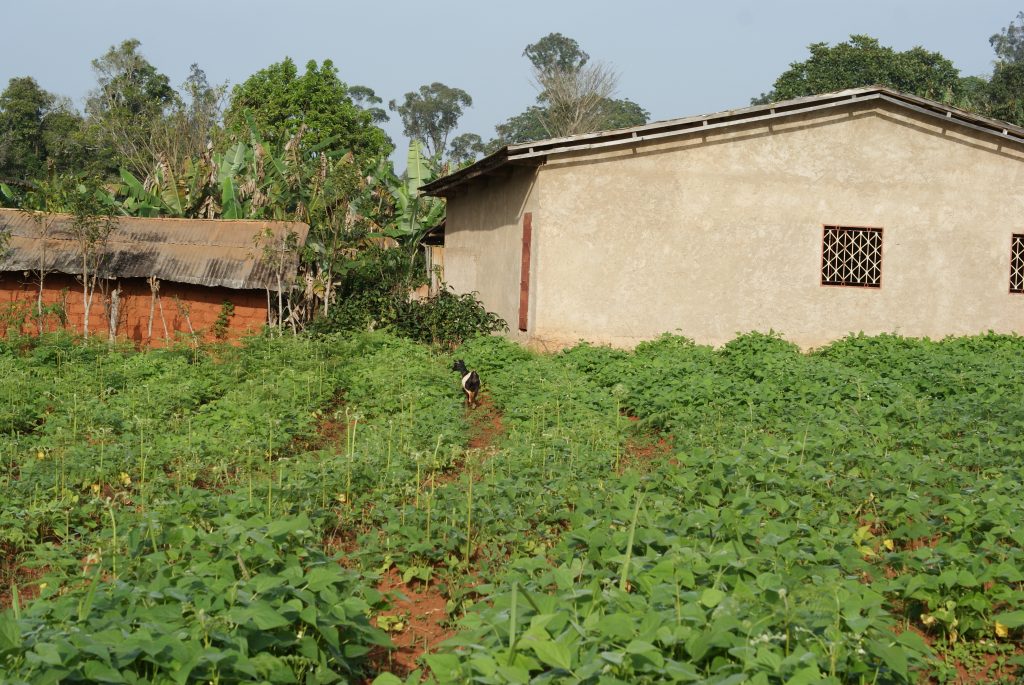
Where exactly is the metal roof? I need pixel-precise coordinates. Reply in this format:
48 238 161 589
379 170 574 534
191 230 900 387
421 86 1024 197
0 210 310 291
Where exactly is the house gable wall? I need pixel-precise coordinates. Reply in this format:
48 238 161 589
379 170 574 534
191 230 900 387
443 165 540 336
525 100 1024 348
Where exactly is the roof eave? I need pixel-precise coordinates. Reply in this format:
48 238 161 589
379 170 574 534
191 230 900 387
422 86 1024 197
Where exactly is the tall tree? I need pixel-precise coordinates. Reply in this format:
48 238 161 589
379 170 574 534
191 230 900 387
0 77 51 180
524 32 589 76
389 82 473 159
61 178 118 339
85 39 179 177
348 85 389 124
985 12 1024 128
224 58 392 161
753 35 963 104
449 133 487 165
492 33 649 146
0 79 89 182
148 64 226 179
990 11 1024 64
987 61 1024 127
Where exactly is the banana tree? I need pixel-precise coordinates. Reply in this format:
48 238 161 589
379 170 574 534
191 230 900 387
373 140 446 268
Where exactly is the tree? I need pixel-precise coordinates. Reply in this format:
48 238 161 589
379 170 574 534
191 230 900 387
524 32 589 76
389 82 473 159
492 33 649 146
987 61 1024 127
147 64 226 179
0 78 89 181
348 85 389 124
449 133 487 165
991 11 1024 64
533 60 620 137
85 39 179 178
64 179 118 339
224 58 392 162
492 106 548 148
0 77 51 180
753 35 963 105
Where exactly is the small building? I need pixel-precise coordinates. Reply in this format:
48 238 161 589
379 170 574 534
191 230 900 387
422 86 1024 349
0 209 309 344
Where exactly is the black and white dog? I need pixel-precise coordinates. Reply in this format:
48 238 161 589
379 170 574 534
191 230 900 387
452 360 481 408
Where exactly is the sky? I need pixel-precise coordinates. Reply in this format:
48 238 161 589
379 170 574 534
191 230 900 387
1 0 1021 166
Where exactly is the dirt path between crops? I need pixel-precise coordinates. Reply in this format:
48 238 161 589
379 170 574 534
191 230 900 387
369 395 507 677
621 413 675 472
321 393 506 681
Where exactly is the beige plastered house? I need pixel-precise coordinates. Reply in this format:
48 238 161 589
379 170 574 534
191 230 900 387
422 86 1024 350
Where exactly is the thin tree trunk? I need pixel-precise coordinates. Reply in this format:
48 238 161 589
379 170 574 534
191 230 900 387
276 273 283 332
157 293 169 342
81 255 89 338
147 277 158 342
108 280 121 342
266 287 272 328
36 272 45 335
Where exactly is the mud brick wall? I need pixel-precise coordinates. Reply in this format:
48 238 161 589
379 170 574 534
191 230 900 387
0 273 269 346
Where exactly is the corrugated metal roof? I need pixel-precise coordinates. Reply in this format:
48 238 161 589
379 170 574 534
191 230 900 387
422 86 1024 196
0 210 310 291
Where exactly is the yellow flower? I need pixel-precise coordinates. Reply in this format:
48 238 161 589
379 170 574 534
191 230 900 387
91 483 101 495
36 450 45 460
119 472 131 486
995 621 1009 638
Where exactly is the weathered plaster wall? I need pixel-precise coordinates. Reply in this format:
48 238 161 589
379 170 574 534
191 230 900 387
443 166 540 336
526 101 1024 349
0 273 268 345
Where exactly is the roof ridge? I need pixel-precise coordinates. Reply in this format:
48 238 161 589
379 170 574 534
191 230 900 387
423 86 1024 196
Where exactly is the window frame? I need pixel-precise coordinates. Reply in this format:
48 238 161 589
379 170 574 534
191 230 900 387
1010 233 1024 294
819 224 884 289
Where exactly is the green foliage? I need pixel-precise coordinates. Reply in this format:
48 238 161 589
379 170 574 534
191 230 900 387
0 78 89 182
84 39 179 179
310 247 506 348
524 32 590 75
448 133 487 165
212 301 235 340
492 33 649 146
754 35 963 105
1 322 1023 683
389 82 474 160
224 58 392 163
1 508 388 683
987 61 1024 127
990 11 1024 64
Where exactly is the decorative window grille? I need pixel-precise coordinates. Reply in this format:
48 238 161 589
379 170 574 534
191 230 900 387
821 225 882 288
1011 235 1024 293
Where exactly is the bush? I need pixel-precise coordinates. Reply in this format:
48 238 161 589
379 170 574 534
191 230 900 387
310 246 507 349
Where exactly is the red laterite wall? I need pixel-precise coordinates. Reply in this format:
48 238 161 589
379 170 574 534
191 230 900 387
0 273 269 346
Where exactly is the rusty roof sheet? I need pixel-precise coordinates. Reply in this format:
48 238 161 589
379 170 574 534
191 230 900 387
0 210 309 291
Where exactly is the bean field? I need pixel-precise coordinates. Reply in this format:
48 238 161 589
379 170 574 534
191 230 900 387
1 331 1023 684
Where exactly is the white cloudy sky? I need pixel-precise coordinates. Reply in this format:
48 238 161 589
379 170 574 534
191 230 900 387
1 0 1020 161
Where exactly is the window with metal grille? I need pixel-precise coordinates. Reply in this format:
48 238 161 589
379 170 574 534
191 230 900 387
821 225 882 288
1012 234 1024 293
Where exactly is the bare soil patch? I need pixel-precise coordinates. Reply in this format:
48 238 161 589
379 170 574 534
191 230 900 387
368 566 455 678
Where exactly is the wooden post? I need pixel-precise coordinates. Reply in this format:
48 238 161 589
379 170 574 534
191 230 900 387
518 212 532 332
